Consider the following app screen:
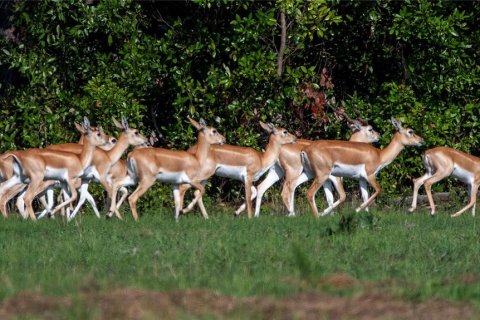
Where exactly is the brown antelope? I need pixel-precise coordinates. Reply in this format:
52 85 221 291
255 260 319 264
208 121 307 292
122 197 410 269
233 119 380 217
44 116 148 221
409 147 480 217
301 118 423 217
3 117 108 220
0 122 118 218
108 118 226 221
180 122 297 218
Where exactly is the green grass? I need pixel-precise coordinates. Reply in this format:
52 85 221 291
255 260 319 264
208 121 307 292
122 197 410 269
0 203 480 308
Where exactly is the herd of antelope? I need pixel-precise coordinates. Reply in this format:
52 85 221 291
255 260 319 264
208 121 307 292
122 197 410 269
0 112 478 222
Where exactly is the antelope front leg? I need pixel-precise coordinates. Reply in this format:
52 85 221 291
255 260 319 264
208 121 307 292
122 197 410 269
37 187 55 219
190 181 207 219
128 176 156 221
235 186 256 216
252 164 283 217
24 179 46 221
108 175 135 219
322 177 346 216
68 183 96 221
359 179 369 212
424 171 451 216
355 176 380 213
282 172 310 217
306 173 330 218
116 187 129 210
182 181 208 216
50 180 80 218
179 184 195 214
244 177 254 218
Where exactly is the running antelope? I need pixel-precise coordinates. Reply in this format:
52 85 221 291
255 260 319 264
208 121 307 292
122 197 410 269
108 118 226 221
409 147 480 217
301 118 423 217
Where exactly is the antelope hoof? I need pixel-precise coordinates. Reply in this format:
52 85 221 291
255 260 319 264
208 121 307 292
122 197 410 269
355 207 362 213
408 207 415 213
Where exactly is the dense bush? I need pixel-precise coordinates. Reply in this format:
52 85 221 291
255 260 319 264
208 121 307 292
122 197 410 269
0 0 478 201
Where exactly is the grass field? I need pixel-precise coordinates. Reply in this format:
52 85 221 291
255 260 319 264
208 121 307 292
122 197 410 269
1 202 480 318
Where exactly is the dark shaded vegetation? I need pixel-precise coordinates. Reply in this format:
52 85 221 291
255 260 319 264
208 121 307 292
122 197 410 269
0 0 478 201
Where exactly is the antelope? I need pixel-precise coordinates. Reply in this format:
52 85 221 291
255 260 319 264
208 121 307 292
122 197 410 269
43 116 148 221
0 122 118 218
3 117 108 220
301 118 423 217
409 147 480 217
180 122 297 218
107 117 226 221
103 131 160 218
233 119 380 217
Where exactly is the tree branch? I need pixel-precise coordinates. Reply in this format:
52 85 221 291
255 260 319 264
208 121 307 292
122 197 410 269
277 9 287 78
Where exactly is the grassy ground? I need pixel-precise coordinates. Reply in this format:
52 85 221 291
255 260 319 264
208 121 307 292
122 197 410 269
0 202 480 312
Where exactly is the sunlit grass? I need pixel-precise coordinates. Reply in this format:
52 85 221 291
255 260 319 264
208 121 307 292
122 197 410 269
0 202 479 309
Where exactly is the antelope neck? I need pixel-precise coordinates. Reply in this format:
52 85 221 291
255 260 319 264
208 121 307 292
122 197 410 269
194 132 211 164
79 138 98 170
379 132 405 166
106 132 130 163
260 135 282 171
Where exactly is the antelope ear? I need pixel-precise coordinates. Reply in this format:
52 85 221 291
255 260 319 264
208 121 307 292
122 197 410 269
112 117 124 130
391 117 403 131
83 117 92 136
269 123 279 135
121 116 129 130
199 118 207 129
74 121 85 134
348 120 362 132
188 117 203 131
259 121 273 134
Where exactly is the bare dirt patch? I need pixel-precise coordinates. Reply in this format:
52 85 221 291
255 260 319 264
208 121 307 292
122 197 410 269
0 287 476 320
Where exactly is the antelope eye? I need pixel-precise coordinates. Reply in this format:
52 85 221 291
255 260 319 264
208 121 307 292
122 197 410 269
368 128 373 132
212 129 217 135
283 130 287 135
97 133 101 137
111 138 117 143
407 129 413 135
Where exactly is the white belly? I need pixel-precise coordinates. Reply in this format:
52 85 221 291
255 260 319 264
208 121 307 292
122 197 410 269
331 163 366 179
156 171 191 184
215 165 247 182
452 166 473 184
45 167 69 181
